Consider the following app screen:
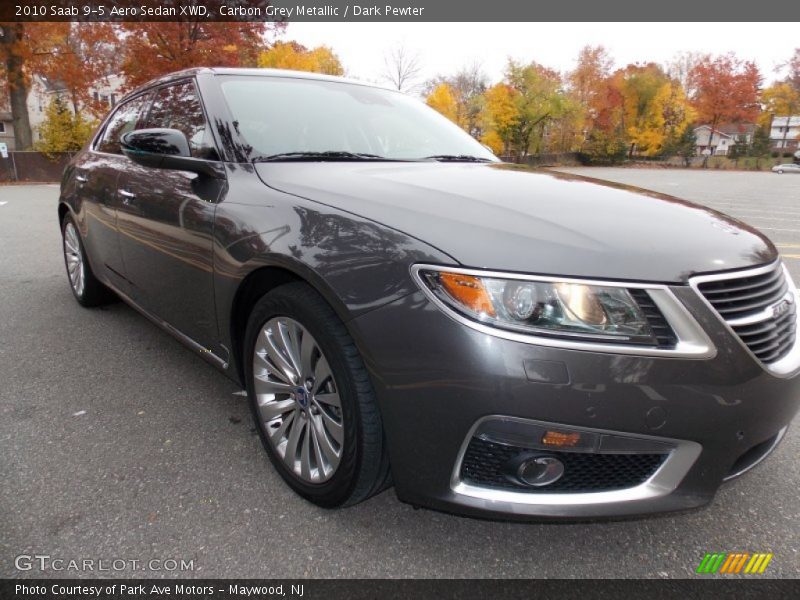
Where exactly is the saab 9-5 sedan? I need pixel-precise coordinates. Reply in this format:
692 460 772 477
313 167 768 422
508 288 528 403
58 68 800 519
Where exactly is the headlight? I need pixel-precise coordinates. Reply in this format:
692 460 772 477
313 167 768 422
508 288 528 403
416 268 657 344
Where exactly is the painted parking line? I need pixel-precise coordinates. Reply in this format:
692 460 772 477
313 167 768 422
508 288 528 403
781 254 800 259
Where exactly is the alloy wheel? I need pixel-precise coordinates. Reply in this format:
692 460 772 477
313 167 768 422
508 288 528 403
252 317 344 483
63 222 85 297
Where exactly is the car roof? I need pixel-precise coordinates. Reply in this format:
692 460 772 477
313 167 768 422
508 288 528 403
135 67 393 95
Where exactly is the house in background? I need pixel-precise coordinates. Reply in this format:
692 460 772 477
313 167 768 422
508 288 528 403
769 116 800 152
693 123 756 156
27 73 125 143
0 88 16 150
0 111 14 151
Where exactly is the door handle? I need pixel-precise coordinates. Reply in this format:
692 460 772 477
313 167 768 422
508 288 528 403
119 189 136 205
75 174 88 183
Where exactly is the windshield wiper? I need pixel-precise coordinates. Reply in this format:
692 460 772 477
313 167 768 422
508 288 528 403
422 154 494 162
253 151 390 162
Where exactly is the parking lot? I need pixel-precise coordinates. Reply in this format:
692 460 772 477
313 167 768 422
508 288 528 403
1 168 799 578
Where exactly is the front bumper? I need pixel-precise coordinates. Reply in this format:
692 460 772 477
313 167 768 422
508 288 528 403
349 285 800 520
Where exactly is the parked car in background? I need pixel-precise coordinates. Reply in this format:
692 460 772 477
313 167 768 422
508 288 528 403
772 163 800 174
58 68 800 520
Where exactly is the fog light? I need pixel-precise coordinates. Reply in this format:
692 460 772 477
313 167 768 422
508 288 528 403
517 456 565 487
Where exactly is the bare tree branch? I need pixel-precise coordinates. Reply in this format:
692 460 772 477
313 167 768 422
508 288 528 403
381 44 422 94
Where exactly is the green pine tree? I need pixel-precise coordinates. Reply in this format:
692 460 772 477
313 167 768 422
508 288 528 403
749 126 772 169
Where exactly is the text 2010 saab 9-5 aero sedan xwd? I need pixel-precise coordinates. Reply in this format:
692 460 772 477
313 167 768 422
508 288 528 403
59 68 800 520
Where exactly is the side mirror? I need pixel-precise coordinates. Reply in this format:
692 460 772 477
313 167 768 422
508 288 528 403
120 128 224 178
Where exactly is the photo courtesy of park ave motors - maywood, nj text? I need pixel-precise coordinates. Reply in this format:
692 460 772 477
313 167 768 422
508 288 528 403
2 0 800 590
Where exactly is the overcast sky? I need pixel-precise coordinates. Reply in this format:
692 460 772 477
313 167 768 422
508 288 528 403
283 22 797 91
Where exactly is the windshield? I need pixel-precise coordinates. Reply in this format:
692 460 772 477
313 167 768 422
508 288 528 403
219 76 499 162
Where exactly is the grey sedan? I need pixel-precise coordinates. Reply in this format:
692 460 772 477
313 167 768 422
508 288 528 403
58 68 800 520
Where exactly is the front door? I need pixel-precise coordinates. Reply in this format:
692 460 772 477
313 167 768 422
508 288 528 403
115 80 225 354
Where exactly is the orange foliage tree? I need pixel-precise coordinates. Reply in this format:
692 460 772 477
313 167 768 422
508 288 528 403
688 53 762 146
117 21 284 89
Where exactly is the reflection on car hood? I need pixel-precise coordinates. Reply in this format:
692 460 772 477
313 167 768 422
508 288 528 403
254 162 776 283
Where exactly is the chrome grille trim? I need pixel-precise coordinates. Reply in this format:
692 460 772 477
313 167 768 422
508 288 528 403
691 262 800 377
450 416 702 515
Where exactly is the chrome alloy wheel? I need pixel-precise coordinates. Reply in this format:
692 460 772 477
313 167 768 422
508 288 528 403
253 317 344 483
63 222 85 297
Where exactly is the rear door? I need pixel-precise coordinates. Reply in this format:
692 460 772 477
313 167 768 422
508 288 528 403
115 79 224 353
75 94 150 292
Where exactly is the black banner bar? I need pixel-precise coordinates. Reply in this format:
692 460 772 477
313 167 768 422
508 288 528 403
2 579 799 600
2 0 800 22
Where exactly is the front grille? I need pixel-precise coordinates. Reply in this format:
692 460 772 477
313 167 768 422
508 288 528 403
460 437 667 493
696 263 796 364
629 289 678 348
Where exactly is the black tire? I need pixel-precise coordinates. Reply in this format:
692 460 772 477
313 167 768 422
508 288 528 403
61 212 116 307
244 282 391 507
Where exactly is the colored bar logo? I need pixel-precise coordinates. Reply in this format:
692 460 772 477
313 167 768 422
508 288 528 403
696 552 773 574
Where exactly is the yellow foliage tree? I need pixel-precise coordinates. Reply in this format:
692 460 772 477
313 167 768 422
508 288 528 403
34 95 96 158
425 83 460 124
258 41 344 76
760 82 800 122
620 64 693 157
480 83 519 156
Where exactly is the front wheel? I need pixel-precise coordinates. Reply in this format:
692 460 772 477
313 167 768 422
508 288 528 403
61 213 115 307
244 282 391 507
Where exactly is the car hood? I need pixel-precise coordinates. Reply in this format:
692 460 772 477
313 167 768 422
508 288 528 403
254 162 776 283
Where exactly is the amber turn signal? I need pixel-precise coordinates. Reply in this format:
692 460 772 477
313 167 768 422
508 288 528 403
541 430 582 447
439 272 496 317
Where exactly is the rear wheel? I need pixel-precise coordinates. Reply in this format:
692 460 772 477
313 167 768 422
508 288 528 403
61 213 115 307
244 282 391 507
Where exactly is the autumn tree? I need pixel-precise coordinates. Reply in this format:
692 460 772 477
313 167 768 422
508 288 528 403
20 23 119 119
34 94 96 157
258 41 344 75
118 22 282 89
618 64 694 157
425 83 459 123
425 63 488 137
480 83 518 155
568 45 612 110
688 53 762 153
503 60 567 158
566 46 612 151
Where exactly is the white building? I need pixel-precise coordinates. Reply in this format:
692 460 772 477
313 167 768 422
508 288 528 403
27 73 125 143
769 116 800 152
693 123 756 156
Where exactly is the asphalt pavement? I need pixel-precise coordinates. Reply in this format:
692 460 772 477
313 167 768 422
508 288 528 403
1 169 799 578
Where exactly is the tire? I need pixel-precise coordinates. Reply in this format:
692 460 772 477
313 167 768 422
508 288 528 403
244 282 391 507
61 212 116 307
777 170 784 174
